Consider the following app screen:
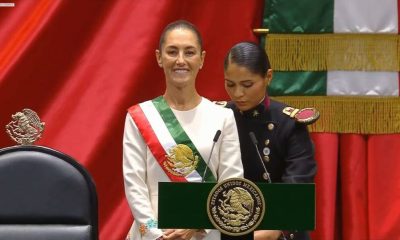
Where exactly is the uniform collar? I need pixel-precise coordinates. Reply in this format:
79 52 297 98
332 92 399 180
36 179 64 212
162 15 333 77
240 96 270 119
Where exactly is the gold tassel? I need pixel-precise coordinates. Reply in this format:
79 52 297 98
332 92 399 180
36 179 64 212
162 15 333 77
266 34 400 71
271 96 400 134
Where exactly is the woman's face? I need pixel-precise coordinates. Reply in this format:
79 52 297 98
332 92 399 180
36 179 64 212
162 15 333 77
224 62 272 111
156 28 205 88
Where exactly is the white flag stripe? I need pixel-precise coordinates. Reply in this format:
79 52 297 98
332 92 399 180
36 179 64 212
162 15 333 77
329 0 399 95
334 0 398 33
327 71 399 96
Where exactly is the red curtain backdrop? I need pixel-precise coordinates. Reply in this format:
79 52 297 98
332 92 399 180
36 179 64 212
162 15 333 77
1 1 400 240
309 134 400 240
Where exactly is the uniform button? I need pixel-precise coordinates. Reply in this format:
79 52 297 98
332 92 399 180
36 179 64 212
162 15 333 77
263 155 270 162
263 173 270 181
263 147 270 155
267 123 274 130
264 139 270 146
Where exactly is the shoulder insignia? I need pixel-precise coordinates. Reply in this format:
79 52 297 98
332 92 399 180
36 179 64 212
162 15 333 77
213 100 227 107
282 107 320 125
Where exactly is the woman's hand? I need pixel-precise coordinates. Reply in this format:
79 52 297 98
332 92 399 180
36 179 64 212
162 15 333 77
254 230 283 240
162 229 197 240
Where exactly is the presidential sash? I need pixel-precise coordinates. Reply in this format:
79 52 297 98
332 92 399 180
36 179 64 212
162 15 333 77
128 96 216 182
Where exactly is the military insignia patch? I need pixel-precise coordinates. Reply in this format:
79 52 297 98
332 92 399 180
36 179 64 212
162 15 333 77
5 108 45 145
252 110 259 117
164 144 199 177
282 107 320 125
207 178 265 236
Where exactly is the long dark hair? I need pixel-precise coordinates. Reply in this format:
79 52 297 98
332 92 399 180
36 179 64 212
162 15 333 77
224 42 271 77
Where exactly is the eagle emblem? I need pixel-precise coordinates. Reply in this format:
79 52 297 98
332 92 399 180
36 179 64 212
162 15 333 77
218 187 255 226
5 108 45 145
164 144 199 177
207 178 265 236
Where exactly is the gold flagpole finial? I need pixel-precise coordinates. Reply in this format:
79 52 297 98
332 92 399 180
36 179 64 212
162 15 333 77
253 28 269 35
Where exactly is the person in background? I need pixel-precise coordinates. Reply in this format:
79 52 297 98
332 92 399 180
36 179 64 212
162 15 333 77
123 20 243 240
223 41 318 240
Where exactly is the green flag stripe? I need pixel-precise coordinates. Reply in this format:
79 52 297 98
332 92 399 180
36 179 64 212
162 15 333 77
269 71 327 96
263 0 333 96
264 0 333 33
152 96 216 182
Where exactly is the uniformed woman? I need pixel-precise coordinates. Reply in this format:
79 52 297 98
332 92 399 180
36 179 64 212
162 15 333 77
223 42 317 240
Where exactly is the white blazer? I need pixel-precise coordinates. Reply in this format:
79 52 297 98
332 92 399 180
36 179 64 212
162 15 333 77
123 98 243 240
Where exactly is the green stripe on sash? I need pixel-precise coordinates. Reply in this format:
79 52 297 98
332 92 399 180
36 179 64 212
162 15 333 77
152 96 216 182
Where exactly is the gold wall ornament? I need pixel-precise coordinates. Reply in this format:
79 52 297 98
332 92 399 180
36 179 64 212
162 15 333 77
207 178 265 236
5 108 45 145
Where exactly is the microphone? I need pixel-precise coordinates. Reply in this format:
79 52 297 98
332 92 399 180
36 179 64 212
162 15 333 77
249 132 288 240
249 132 271 183
201 130 222 182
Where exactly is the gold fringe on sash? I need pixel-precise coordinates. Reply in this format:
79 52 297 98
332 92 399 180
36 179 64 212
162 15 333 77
266 34 400 71
271 96 400 134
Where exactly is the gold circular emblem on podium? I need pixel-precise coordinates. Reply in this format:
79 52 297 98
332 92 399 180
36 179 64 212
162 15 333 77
207 178 265 236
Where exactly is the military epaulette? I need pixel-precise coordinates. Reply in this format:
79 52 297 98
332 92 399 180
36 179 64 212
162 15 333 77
282 107 320 125
212 101 227 107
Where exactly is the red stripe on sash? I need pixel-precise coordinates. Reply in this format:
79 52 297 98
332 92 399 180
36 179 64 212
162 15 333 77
128 104 187 182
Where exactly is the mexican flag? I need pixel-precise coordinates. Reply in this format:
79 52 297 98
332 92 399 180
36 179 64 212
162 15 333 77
263 0 400 134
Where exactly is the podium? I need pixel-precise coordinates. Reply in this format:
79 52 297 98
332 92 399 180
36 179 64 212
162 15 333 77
158 180 315 238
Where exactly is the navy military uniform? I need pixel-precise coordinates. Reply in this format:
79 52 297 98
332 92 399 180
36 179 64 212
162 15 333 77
221 99 317 240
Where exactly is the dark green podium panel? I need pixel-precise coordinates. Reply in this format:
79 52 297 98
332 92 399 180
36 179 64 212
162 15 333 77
158 182 315 230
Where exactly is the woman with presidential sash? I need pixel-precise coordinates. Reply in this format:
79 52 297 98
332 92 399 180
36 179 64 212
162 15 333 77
223 42 318 240
123 20 244 240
